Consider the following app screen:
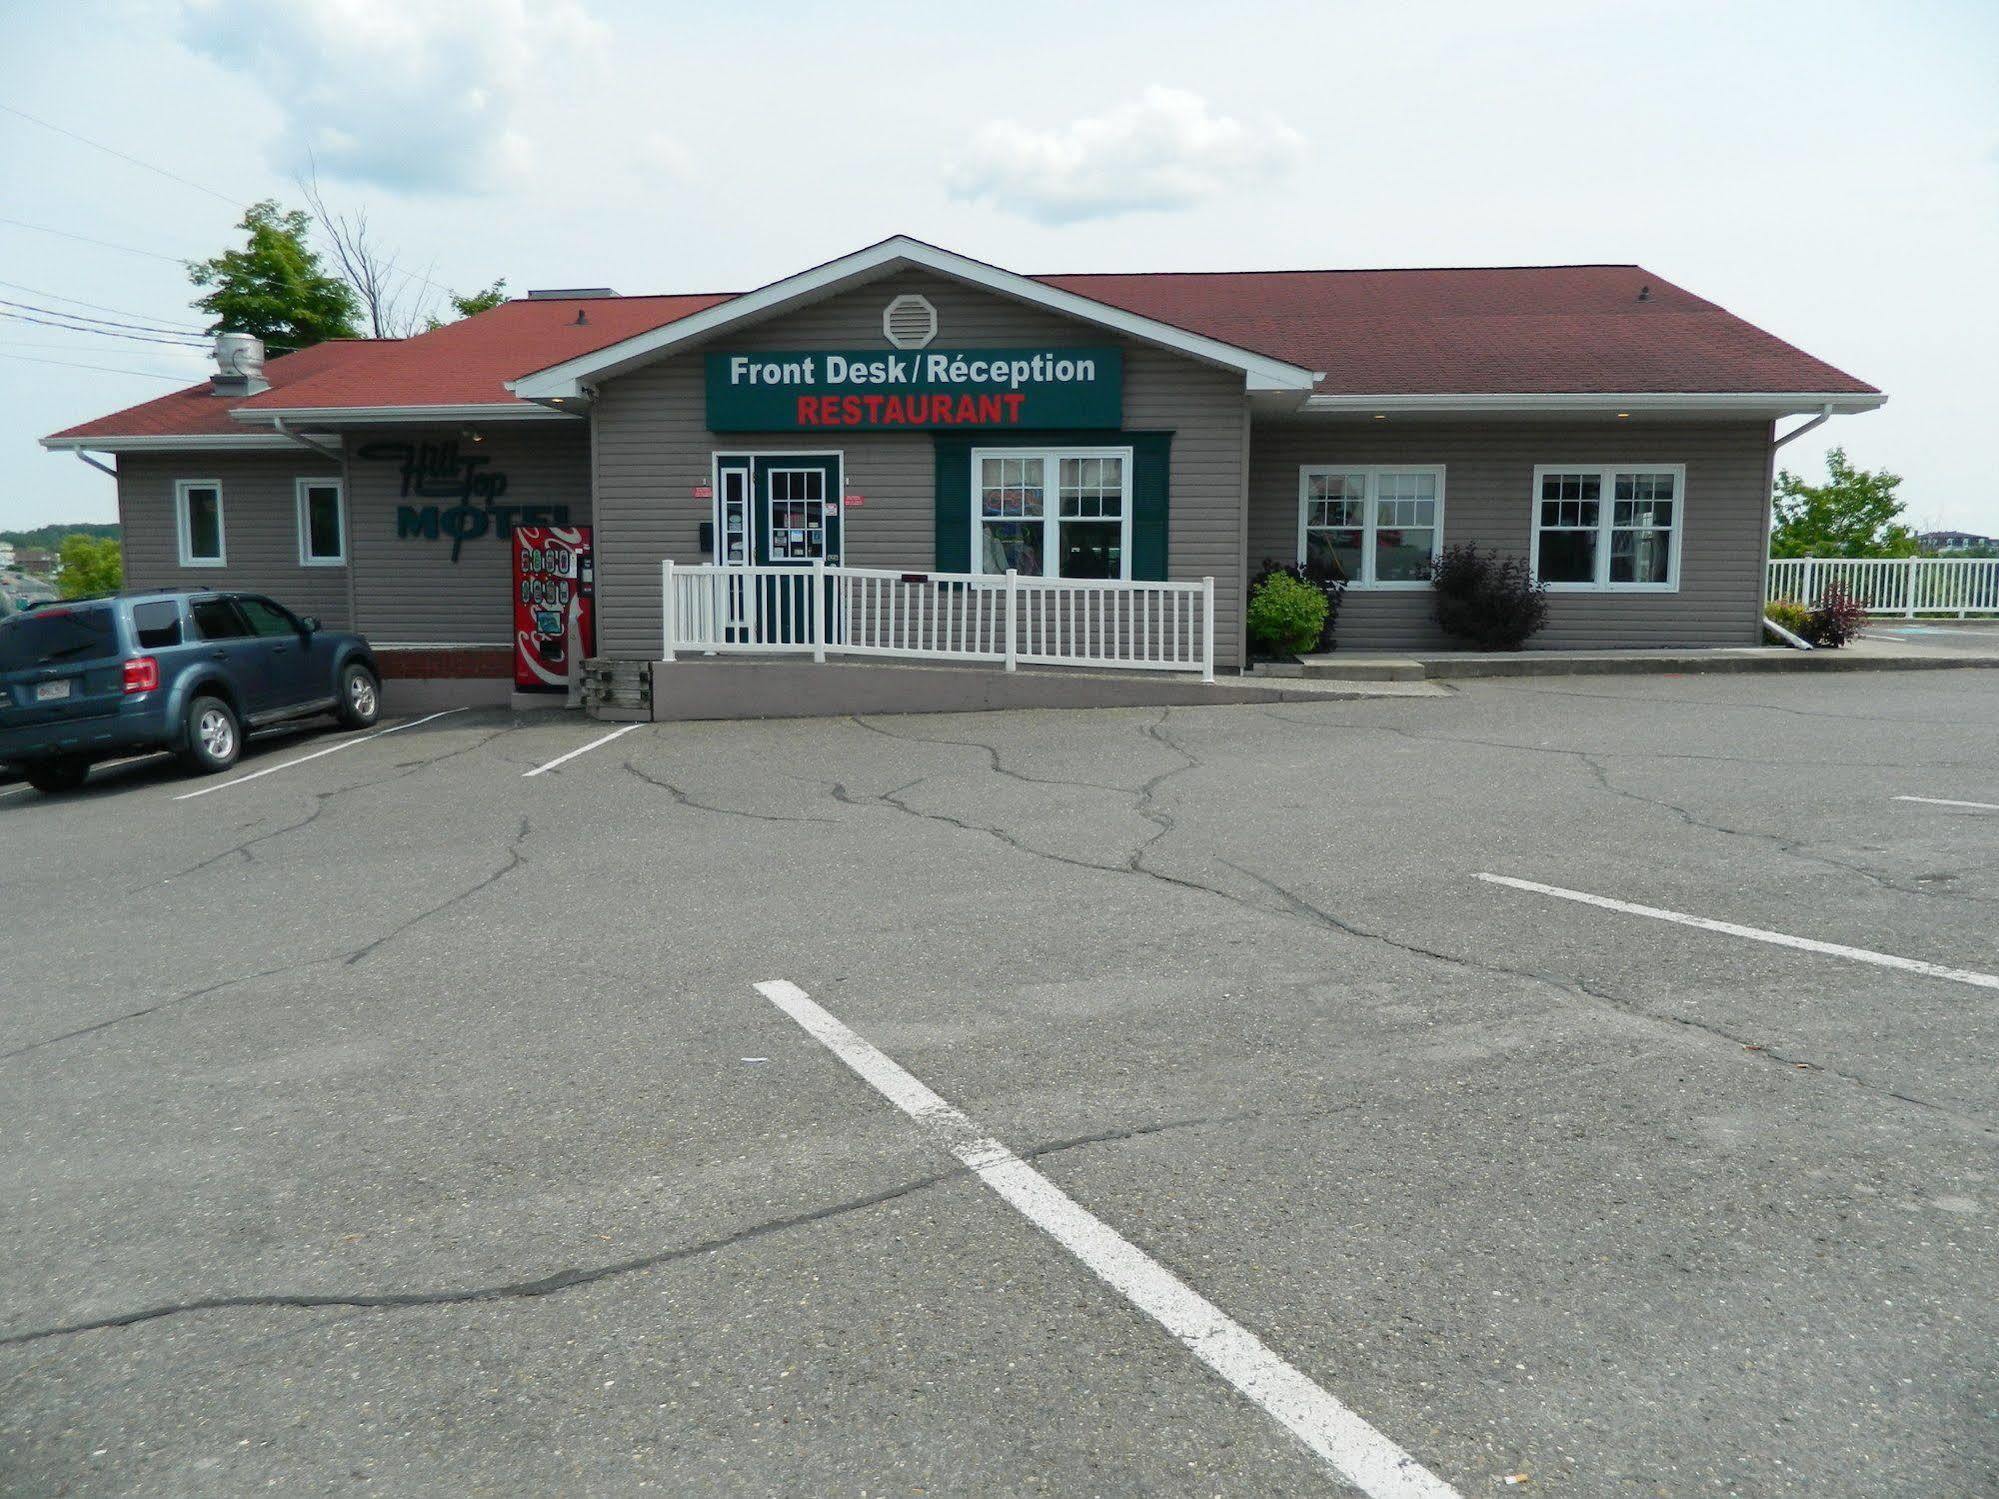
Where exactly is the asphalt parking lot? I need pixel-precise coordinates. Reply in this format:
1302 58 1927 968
3 670 1996 1497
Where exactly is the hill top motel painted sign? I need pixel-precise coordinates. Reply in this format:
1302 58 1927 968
705 347 1123 431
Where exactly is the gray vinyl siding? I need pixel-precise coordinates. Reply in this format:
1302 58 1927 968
592 269 1250 667
1246 419 1776 651
342 424 591 644
116 452 351 628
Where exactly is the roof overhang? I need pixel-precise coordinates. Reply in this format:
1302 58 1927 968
40 432 308 453
1297 391 1887 418
230 402 581 427
506 235 1324 401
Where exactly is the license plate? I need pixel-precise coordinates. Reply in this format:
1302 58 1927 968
34 680 72 702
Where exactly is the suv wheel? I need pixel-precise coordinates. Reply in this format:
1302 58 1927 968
335 663 381 729
25 759 89 794
181 695 241 774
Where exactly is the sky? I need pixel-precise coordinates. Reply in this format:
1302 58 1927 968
2 0 1995 534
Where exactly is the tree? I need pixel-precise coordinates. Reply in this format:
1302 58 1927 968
56 535 122 599
1769 447 1917 558
423 280 510 331
188 201 361 349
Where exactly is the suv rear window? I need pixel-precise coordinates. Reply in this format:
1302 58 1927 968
0 605 119 672
131 599 183 649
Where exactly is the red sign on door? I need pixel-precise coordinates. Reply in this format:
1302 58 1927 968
513 525 594 691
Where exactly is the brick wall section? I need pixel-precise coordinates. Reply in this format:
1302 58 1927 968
372 646 513 679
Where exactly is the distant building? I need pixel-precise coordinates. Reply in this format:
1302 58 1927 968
13 547 56 576
0 541 13 567
1919 530 1999 553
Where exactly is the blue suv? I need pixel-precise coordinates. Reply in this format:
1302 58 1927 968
0 591 382 794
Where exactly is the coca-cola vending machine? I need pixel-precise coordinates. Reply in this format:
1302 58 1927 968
513 525 594 691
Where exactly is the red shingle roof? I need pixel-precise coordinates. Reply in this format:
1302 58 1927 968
1040 265 1877 396
43 262 1874 443
43 338 396 441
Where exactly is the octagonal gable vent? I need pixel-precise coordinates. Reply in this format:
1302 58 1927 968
882 293 938 349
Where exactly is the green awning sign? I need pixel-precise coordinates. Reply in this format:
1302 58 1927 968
706 347 1122 432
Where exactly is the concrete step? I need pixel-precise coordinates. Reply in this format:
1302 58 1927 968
1298 656 1429 681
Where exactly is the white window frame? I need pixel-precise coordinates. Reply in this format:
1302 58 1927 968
295 477 347 566
970 445 1134 581
175 478 226 567
1294 464 1445 589
1529 463 1685 592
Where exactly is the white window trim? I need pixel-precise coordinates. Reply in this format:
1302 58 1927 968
174 478 226 567
970 445 1135 581
295 477 347 566
1529 463 1686 593
1294 464 1446 589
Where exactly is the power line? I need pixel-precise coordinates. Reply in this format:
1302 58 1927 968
0 309 211 348
0 339 207 359
0 351 197 381
0 103 243 208
0 278 207 332
0 299 211 342
0 216 189 264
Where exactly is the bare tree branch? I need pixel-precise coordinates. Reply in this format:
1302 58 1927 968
298 159 441 338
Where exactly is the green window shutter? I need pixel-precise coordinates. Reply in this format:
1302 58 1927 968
934 437 972 573
1130 433 1173 582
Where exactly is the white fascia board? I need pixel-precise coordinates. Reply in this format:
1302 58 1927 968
1301 391 1887 416
506 235 1321 399
229 403 580 426
40 432 305 453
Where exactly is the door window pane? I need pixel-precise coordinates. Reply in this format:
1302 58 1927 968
237 598 299 637
192 598 251 640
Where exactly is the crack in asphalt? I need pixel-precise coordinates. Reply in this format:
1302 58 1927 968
342 816 533 967
0 961 322 1063
847 714 1135 793
0 1112 1234 1348
621 759 837 823
1258 709 1997 906
131 728 515 894
1479 676 1999 730
815 724 1994 1143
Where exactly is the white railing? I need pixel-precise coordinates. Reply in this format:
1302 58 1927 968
662 561 1215 681
1767 556 1999 617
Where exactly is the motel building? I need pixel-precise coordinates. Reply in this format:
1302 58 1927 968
41 237 1882 716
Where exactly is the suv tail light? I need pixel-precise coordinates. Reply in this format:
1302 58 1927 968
123 656 159 694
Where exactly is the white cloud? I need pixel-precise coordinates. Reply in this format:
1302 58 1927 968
949 86 1305 225
179 0 607 193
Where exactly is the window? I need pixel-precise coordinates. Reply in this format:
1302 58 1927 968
236 596 302 637
297 479 345 565
1531 465 1683 590
1297 466 1444 586
176 480 225 566
191 597 251 641
0 606 117 671
973 447 1131 580
130 599 183 649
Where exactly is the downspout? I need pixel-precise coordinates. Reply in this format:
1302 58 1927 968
72 449 116 478
271 417 342 462
1772 402 1835 450
1762 404 1836 649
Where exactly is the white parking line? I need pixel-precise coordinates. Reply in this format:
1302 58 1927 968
1475 873 1999 992
754 978 1462 1499
173 709 468 801
1894 795 1999 811
521 722 641 778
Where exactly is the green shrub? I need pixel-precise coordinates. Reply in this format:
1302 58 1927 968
1246 571 1329 656
1764 599 1812 637
1250 558 1345 651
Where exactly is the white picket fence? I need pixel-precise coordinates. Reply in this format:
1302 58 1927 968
663 561 1216 681
1767 557 1999 617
